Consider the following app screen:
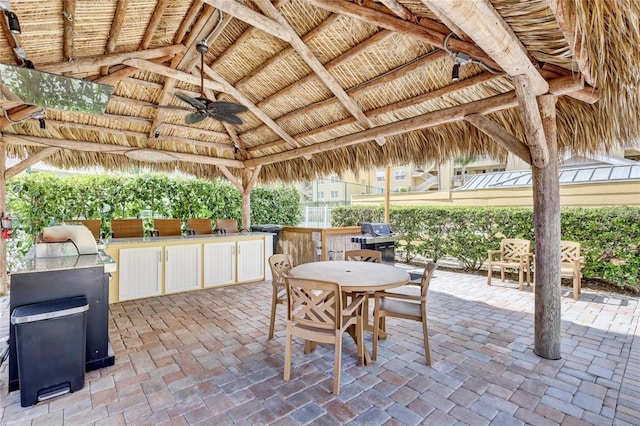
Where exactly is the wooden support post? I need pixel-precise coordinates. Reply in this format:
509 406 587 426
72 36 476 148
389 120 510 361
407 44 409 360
0 138 6 295
532 95 561 360
240 166 261 231
384 166 390 223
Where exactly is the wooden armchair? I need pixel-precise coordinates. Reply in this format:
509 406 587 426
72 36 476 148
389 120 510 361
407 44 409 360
187 218 213 235
284 276 365 395
110 219 144 239
153 218 182 236
267 254 293 339
63 219 102 241
373 262 437 365
560 241 584 300
487 238 531 290
344 249 382 263
216 219 238 234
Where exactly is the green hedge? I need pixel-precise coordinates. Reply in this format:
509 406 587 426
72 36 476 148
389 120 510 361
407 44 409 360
6 173 300 269
332 205 640 291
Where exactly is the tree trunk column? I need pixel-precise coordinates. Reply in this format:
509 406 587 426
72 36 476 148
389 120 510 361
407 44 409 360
532 95 561 359
0 138 6 295
241 168 251 231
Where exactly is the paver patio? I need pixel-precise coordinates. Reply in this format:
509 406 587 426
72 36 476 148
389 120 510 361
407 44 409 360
1 267 638 425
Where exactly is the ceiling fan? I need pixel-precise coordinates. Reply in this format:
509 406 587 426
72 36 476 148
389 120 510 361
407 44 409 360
157 41 247 125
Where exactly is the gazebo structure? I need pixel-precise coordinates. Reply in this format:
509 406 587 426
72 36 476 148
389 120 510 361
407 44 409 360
0 0 638 360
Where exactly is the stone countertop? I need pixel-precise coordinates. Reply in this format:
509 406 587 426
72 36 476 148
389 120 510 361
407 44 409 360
105 232 272 245
12 248 117 275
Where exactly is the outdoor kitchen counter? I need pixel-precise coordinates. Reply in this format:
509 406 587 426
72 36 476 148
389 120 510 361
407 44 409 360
12 248 116 275
105 232 272 303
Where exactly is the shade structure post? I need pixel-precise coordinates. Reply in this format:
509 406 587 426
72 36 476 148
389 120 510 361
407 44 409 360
384 166 390 223
0 138 6 295
241 168 251 231
532 94 561 359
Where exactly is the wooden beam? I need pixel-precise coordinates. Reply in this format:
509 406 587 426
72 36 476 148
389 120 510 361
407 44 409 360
512 74 549 168
123 59 226 92
464 114 532 165
244 76 583 168
38 44 185 75
182 5 216 50
202 0 292 42
547 0 594 87
140 0 169 50
254 0 385 146
0 139 5 295
3 134 243 168
174 0 203 44
101 0 129 75
0 5 20 65
422 0 548 95
540 64 598 104
177 10 232 71
532 94 561 360
379 0 413 21
5 147 60 179
217 165 242 191
147 79 176 148
94 55 173 85
63 0 76 62
201 64 302 149
0 106 45 129
306 0 501 71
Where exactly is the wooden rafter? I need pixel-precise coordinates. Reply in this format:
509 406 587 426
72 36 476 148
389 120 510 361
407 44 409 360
3 134 242 168
94 55 173 85
547 0 594 87
244 76 583 168
177 10 232 70
202 0 291 42
122 59 225 92
139 0 169 50
62 0 76 62
305 0 501 71
5 147 60 179
37 45 185 75
422 0 548 95
464 114 532 165
174 0 204 44
101 0 129 75
379 0 413 21
253 0 387 146
147 79 176 148
424 1 470 42
217 165 242 190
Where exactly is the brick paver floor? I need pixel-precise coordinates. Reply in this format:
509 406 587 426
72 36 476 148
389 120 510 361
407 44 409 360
1 267 638 425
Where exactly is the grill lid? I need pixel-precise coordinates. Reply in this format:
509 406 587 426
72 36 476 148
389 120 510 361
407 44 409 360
361 222 393 236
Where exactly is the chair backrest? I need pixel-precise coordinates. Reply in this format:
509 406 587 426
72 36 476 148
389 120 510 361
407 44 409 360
63 219 101 241
419 262 438 298
285 277 342 330
344 249 382 263
110 219 144 238
269 254 293 288
501 238 530 261
153 218 182 236
187 218 213 235
216 219 238 234
560 241 581 264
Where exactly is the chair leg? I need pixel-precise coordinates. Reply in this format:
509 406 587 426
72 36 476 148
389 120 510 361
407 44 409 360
573 273 580 301
268 286 278 340
284 323 292 381
501 266 505 282
422 316 431 366
356 311 364 366
518 267 524 291
333 334 342 395
372 309 381 361
487 263 492 285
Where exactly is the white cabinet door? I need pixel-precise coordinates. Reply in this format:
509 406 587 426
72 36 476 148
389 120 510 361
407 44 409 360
203 242 236 287
119 247 162 301
237 239 265 282
165 244 201 294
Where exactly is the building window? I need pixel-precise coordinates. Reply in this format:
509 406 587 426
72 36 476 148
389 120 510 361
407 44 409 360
376 171 385 182
394 170 406 181
318 178 324 184
375 188 384 194
318 191 324 199
330 190 339 199
330 175 339 183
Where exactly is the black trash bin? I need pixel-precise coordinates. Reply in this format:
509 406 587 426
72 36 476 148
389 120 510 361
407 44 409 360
11 296 89 407
251 224 283 254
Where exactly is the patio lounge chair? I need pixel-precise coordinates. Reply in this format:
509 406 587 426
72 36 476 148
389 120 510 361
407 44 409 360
267 254 293 339
372 262 437 365
487 238 531 290
283 276 365 395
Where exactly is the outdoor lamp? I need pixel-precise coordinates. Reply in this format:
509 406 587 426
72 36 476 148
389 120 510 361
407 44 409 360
452 63 460 82
4 10 20 33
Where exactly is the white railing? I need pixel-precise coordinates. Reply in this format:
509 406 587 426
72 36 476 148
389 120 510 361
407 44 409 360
411 175 439 191
302 206 332 227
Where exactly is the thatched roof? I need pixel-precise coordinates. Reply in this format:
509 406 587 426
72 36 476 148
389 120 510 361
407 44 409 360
1 0 639 184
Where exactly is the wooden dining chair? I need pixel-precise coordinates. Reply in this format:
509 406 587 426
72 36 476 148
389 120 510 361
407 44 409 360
187 218 213 235
216 219 238 234
345 249 382 263
284 276 365 395
110 219 144 238
487 238 531 290
561 241 584 300
372 262 437 365
153 218 182 236
63 219 102 241
267 254 293 339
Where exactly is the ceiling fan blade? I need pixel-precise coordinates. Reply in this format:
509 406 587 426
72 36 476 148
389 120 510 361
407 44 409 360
210 112 244 125
207 101 248 115
185 112 207 124
175 92 207 110
153 105 193 111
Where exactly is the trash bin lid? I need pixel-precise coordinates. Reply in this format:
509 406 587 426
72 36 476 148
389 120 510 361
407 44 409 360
251 224 283 232
11 296 89 324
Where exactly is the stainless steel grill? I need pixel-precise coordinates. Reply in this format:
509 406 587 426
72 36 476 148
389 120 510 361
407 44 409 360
351 223 400 264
